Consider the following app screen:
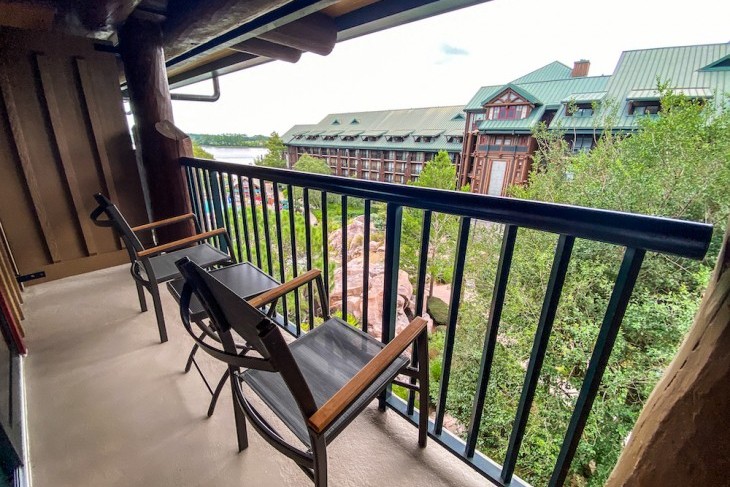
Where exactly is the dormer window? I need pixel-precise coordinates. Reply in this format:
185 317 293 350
331 119 340 125
294 134 304 140
446 136 464 144
487 105 529 120
565 103 593 117
362 135 380 142
385 135 405 142
306 135 319 140
342 135 355 141
351 118 360 124
323 135 337 141
414 136 433 143
628 101 660 116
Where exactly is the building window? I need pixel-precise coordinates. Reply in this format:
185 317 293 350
566 103 594 117
628 101 661 116
446 136 464 143
572 136 594 153
486 105 528 120
412 163 423 175
414 152 425 162
361 149 369 158
384 174 393 182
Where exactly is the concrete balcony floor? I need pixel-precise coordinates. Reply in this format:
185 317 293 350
22 265 491 487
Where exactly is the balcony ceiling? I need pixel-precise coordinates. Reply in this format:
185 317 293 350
0 0 491 88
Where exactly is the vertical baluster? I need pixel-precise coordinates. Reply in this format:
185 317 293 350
408 210 432 415
185 166 199 223
259 181 274 275
237 176 252 262
321 191 329 299
549 247 645 487
272 184 289 328
434 216 471 434
216 171 232 253
502 234 575 484
465 224 518 457
362 199 371 333
341 194 348 319
303 188 314 328
379 202 403 410
189 167 205 233
227 173 244 262
205 170 222 248
195 169 211 233
287 185 301 335
248 177 262 268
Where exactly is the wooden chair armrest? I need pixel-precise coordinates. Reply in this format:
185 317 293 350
307 317 428 434
137 228 227 257
247 269 321 308
132 213 196 232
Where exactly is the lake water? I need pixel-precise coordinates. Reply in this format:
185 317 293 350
201 146 268 165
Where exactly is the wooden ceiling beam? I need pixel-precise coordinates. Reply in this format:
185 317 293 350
229 38 301 63
257 13 336 56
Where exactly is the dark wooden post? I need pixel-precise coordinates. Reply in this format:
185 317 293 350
118 15 193 243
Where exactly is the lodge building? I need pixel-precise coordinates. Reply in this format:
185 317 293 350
282 43 730 195
282 106 466 184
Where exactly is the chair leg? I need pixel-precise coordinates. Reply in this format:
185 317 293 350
149 282 168 343
417 330 429 448
207 369 230 417
311 435 328 487
184 343 199 373
136 282 148 312
231 368 249 452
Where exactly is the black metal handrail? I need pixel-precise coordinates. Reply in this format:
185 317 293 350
180 156 712 487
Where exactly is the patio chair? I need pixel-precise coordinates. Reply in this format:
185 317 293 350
175 257 429 487
90 193 233 343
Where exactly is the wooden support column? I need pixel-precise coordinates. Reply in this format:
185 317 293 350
606 220 730 486
118 16 193 243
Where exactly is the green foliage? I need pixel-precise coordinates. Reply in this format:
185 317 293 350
400 151 462 295
255 132 287 168
189 133 267 147
439 89 729 486
192 142 214 160
426 296 449 326
293 154 332 175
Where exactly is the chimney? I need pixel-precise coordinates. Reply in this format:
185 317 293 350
571 59 590 77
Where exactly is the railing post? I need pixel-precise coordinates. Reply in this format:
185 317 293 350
379 202 403 410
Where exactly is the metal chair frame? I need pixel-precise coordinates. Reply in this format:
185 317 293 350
175 257 429 487
90 193 233 343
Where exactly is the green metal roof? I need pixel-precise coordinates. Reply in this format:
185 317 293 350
464 84 502 111
554 43 730 131
282 105 466 153
510 61 572 84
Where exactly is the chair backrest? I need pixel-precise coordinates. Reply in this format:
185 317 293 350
175 257 318 416
90 193 144 260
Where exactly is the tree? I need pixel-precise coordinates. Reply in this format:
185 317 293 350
255 131 287 168
293 154 332 175
401 150 461 298
192 142 214 159
442 88 730 486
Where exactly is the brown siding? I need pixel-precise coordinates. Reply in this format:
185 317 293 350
0 28 146 283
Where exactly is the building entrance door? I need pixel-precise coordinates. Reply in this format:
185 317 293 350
487 160 507 196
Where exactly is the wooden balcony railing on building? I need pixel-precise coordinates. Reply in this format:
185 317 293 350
180 157 712 487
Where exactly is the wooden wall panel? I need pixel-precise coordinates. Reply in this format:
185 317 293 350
0 28 147 283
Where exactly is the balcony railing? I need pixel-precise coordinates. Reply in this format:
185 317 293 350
180 157 711 487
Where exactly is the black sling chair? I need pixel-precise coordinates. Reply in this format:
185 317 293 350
175 257 430 487
90 193 233 343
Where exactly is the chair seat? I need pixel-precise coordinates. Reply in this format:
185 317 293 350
241 318 408 446
148 243 230 282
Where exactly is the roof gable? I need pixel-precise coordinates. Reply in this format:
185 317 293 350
482 84 540 106
510 61 572 84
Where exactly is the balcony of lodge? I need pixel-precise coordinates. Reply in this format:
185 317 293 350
21 264 494 487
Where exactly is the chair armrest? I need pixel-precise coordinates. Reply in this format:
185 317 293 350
132 213 196 232
307 317 428 434
247 269 321 309
137 228 227 258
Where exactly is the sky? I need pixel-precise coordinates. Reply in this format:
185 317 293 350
169 0 730 136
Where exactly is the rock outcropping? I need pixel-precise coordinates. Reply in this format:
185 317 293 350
328 216 419 340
